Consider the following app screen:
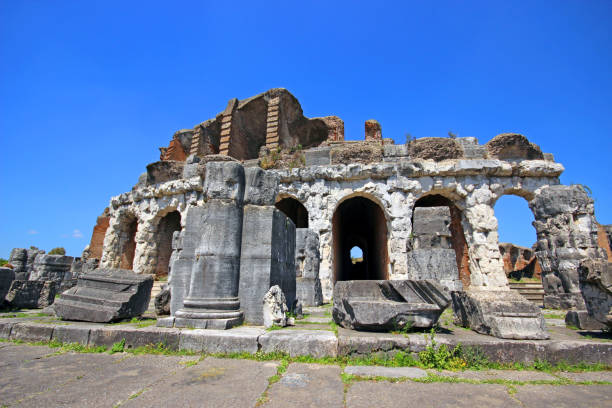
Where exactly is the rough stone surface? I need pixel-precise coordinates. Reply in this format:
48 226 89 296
263 285 289 328
5 280 57 308
577 259 612 328
239 205 296 325
531 185 606 316
409 137 462 161
485 133 544 161
295 228 323 306
154 284 170 315
30 254 74 289
53 268 153 322
452 290 549 339
0 267 15 305
333 280 451 331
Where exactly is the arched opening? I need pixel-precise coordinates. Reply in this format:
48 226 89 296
118 215 138 270
154 211 182 278
332 196 389 282
411 194 470 289
494 195 540 281
275 197 308 228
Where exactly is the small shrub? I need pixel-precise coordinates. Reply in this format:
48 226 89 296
48 247 66 255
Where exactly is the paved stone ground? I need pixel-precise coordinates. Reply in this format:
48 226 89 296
1 342 611 408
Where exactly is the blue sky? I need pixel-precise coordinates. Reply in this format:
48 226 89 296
1 1 611 257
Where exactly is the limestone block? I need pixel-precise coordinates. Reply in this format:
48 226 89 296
30 254 74 284
5 280 57 309
451 290 549 339
203 161 245 202
0 267 16 305
239 206 296 324
263 285 289 328
243 167 280 206
53 268 153 322
407 249 463 291
578 259 612 328
333 280 451 331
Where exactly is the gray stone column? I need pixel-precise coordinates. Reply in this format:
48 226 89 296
239 167 296 325
174 161 246 329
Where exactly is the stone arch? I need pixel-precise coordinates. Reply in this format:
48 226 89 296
332 194 389 282
152 210 182 278
117 212 138 270
411 193 470 288
275 195 308 228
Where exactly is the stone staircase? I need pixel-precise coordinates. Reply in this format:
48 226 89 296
509 281 545 306
144 280 165 318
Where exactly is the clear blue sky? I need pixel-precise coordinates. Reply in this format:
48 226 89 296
1 1 611 258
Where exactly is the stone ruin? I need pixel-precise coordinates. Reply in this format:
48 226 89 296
0 247 84 309
48 87 610 337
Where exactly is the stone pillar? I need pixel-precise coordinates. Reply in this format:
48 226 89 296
295 228 323 306
407 206 462 291
364 119 382 141
530 185 607 329
239 167 296 324
174 161 246 329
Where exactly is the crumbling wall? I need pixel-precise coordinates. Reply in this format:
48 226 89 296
530 185 606 309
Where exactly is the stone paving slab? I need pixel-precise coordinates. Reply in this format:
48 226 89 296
0 350 123 406
430 369 558 382
0 344 58 369
122 357 277 408
345 365 428 379
555 371 612 382
14 353 197 408
266 363 344 408
346 382 520 407
512 385 612 407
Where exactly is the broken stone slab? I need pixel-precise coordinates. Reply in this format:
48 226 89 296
5 280 57 309
155 284 170 315
577 259 612 329
263 285 289 328
0 267 16 306
53 268 153 323
333 280 451 331
451 290 549 340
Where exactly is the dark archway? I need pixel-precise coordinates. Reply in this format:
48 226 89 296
118 215 138 270
154 211 182 278
275 197 308 228
413 194 470 288
332 196 389 282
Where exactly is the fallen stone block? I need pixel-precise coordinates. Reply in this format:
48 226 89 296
451 290 549 339
333 280 451 331
53 268 153 323
5 280 57 309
